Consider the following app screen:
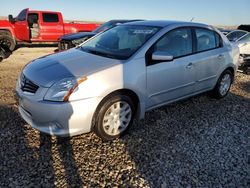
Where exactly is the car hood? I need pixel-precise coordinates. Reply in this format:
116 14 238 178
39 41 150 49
60 32 96 40
23 48 122 87
235 40 250 45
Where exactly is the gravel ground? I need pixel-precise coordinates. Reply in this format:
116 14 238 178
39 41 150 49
0 47 249 187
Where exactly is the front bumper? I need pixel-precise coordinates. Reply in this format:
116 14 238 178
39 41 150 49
16 90 101 137
58 40 75 51
238 55 250 74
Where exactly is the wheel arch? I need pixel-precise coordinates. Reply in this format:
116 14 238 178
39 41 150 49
224 66 235 82
0 29 16 51
91 88 142 130
0 29 15 40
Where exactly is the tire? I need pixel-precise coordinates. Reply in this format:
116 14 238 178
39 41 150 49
0 33 16 51
0 51 3 62
0 47 6 62
210 70 233 99
93 94 135 141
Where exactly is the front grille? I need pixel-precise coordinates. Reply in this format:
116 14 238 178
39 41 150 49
20 74 39 94
58 40 74 51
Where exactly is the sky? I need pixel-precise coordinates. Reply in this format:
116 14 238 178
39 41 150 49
0 0 249 25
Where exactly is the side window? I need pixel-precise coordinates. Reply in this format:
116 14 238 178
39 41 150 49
195 28 218 52
28 13 39 26
42 13 59 23
153 28 192 58
17 9 28 21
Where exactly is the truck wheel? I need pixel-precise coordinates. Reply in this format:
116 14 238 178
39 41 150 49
0 33 16 51
0 51 3 62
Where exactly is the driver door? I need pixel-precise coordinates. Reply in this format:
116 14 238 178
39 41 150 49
146 27 196 109
14 8 30 41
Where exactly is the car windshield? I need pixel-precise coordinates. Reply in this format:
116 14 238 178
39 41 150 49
92 21 115 33
80 25 160 60
226 30 248 42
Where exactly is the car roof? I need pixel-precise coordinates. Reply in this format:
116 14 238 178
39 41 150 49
227 29 248 34
123 20 209 28
107 19 144 23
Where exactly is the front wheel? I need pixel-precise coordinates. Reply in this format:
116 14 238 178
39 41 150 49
0 34 16 51
93 95 135 141
210 70 233 99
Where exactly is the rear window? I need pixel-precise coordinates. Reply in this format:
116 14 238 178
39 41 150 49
42 13 59 23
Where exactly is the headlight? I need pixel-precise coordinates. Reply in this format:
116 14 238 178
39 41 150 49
72 37 89 46
44 77 87 102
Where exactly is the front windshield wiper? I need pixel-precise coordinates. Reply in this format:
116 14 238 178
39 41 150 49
80 47 123 59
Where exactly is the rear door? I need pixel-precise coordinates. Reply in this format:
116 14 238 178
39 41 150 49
39 12 63 41
193 28 225 92
146 27 196 108
14 8 30 41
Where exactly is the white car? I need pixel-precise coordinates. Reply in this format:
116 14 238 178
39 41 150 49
226 30 250 55
16 21 239 140
235 33 250 55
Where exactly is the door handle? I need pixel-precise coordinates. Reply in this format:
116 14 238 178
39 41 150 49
217 54 225 59
186 62 193 69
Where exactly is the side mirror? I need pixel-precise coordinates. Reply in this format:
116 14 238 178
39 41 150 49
8 15 15 23
152 51 173 61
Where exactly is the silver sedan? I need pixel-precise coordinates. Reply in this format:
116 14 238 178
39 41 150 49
16 21 239 140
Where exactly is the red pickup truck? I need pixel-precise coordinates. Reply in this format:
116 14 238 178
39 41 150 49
0 8 100 51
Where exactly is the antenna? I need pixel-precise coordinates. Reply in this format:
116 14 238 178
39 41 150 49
190 17 195 22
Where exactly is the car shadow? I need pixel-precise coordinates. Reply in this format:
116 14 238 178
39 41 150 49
237 80 250 93
0 104 54 186
1 73 249 186
120 91 249 187
0 104 83 187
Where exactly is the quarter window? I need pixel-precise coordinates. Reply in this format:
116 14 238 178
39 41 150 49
153 28 193 58
195 28 219 52
42 13 59 23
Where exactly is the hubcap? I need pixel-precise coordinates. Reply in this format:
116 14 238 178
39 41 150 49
0 38 11 48
219 74 231 96
103 101 132 136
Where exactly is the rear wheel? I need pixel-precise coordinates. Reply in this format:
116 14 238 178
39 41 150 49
93 95 135 141
210 70 233 99
0 32 16 51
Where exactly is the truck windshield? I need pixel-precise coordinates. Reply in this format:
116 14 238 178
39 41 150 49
80 25 160 60
17 9 28 21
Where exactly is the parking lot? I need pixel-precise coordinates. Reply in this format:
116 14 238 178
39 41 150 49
0 47 249 187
